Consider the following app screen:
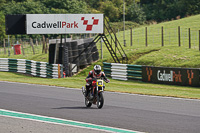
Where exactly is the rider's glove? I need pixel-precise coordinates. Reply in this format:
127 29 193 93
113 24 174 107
106 79 110 83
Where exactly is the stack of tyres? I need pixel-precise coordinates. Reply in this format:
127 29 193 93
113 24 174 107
65 42 72 63
78 44 87 68
91 42 99 61
49 38 99 75
84 43 93 65
62 45 69 75
49 44 56 64
71 41 79 72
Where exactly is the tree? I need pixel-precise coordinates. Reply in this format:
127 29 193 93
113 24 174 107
126 2 146 24
0 11 5 41
1 1 50 14
140 0 186 22
0 0 6 8
181 0 200 15
99 1 121 22
42 0 88 14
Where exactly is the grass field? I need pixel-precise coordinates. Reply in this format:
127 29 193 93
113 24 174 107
1 15 200 99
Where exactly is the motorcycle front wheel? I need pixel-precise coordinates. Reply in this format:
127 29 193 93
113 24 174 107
85 98 92 107
97 92 104 109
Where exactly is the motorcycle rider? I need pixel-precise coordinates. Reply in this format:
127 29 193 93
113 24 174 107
85 65 110 97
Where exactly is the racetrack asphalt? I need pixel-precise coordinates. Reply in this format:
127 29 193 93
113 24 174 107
0 81 200 133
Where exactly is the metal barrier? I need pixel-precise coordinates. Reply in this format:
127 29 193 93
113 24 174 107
103 62 142 80
0 58 63 78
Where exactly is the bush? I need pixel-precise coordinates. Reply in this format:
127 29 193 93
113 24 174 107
110 21 140 32
126 3 146 24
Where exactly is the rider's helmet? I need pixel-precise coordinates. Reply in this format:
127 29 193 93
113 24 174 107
94 65 101 75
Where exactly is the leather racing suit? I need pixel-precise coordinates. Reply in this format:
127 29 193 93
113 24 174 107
85 70 109 97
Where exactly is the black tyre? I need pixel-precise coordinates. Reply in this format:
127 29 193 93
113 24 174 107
85 98 92 107
97 92 104 109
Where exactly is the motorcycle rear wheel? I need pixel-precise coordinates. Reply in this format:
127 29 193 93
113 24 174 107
97 92 104 109
85 98 92 107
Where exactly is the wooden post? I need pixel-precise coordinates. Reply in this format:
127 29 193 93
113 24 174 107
178 26 181 47
130 28 132 46
3 39 6 55
189 28 191 48
145 27 147 47
162 26 164 47
36 39 38 46
30 38 35 55
39 38 42 45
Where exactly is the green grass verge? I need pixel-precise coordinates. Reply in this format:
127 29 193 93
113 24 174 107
1 72 200 99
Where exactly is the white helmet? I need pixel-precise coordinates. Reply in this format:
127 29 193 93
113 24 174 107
94 65 101 75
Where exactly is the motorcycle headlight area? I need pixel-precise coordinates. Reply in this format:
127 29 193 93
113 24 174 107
97 81 103 87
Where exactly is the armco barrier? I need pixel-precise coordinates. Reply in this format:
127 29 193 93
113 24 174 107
103 62 142 80
0 58 63 78
103 62 200 87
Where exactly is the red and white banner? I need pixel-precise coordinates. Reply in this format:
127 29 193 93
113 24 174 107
26 14 104 34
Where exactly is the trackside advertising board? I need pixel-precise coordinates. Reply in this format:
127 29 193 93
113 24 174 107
27 14 104 34
142 66 200 87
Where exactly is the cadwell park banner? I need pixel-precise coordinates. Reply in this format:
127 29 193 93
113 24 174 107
26 14 104 34
142 66 200 87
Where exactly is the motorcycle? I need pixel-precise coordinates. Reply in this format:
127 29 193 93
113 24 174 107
82 78 107 109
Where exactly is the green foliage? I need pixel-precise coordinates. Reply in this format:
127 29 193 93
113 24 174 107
41 0 88 14
140 0 200 22
99 1 122 22
182 0 200 15
110 21 140 31
126 2 146 24
0 0 200 41
0 11 5 41
1 0 50 14
0 0 6 8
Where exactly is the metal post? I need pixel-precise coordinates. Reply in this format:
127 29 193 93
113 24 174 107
8 35 10 56
54 40 59 64
123 0 126 47
101 38 103 59
63 34 69 77
3 39 6 55
118 29 119 39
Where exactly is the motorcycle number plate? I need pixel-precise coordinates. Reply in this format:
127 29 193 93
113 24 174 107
97 80 103 87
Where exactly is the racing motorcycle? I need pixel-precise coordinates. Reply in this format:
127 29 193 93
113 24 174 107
82 78 106 109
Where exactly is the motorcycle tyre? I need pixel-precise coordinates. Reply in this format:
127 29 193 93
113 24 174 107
97 92 104 109
85 98 92 107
